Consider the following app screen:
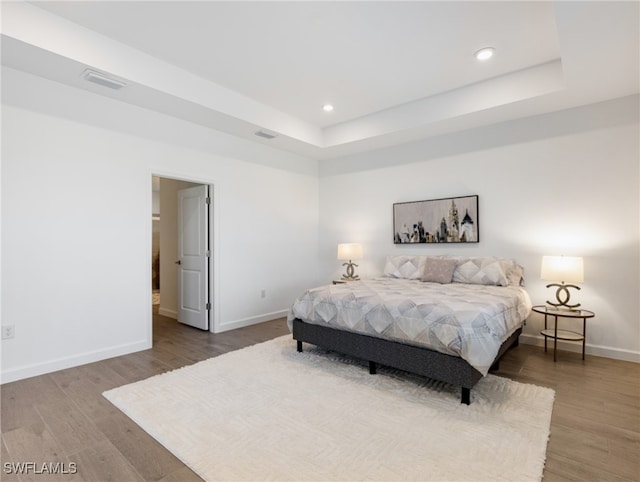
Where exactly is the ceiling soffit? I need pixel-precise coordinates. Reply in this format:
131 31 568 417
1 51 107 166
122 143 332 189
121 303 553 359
1 2 638 160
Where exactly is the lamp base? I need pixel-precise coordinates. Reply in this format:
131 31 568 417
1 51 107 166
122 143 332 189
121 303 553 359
342 260 360 280
546 282 581 310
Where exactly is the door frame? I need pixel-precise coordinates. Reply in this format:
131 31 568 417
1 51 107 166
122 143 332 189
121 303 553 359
147 170 220 339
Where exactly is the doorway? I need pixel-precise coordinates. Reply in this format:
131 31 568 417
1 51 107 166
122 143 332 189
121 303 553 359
152 175 214 332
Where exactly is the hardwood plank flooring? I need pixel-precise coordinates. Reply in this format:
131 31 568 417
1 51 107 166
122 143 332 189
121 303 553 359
2 313 639 481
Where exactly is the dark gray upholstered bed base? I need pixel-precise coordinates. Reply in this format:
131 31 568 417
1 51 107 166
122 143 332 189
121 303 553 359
292 318 522 405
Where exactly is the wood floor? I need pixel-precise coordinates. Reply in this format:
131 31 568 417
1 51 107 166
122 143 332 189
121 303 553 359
2 312 639 481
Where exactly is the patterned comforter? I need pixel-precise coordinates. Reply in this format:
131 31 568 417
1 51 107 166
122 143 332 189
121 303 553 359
287 278 532 375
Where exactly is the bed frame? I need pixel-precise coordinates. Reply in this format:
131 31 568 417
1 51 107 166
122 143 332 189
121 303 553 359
292 318 522 405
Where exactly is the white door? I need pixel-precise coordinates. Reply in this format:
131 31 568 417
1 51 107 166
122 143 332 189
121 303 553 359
177 185 210 330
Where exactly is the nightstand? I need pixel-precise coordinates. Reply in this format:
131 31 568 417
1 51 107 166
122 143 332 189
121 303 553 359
532 305 595 362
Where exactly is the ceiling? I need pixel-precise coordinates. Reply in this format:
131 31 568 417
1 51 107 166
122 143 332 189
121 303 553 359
1 1 638 160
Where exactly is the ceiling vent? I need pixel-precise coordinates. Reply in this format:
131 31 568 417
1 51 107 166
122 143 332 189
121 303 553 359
81 69 126 90
254 130 277 140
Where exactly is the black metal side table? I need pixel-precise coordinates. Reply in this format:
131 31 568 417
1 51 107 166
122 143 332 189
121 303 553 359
532 305 595 362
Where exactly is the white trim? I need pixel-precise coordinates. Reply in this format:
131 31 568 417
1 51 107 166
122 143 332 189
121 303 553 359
149 170 220 335
216 310 289 333
520 334 640 363
0 339 151 385
158 307 178 319
144 176 153 356
210 182 221 333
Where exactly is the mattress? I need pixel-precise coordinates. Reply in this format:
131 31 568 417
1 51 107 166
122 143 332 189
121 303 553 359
288 278 532 375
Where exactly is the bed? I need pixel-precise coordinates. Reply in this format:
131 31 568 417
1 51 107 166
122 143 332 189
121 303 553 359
287 255 532 404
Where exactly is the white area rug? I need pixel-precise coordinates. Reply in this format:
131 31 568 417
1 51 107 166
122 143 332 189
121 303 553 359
103 336 555 481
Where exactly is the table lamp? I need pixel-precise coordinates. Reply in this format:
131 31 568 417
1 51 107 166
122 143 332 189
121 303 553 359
541 255 584 310
337 243 363 280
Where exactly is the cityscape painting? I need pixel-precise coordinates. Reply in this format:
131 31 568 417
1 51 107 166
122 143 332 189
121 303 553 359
393 195 479 244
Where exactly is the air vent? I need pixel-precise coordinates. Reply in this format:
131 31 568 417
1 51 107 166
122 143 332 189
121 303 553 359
81 69 126 90
255 130 277 140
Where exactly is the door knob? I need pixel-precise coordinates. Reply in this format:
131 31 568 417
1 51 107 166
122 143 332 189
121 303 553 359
175 260 182 265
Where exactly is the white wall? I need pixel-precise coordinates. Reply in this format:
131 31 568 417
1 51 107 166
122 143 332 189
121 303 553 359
2 63 638 385
318 96 640 361
1 67 320 382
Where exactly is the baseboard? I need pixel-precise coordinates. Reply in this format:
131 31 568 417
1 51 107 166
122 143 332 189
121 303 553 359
216 309 288 333
158 307 177 319
520 334 640 363
0 339 151 384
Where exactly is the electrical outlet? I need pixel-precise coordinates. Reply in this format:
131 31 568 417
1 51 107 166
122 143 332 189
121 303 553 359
2 325 15 340
260 289 266 299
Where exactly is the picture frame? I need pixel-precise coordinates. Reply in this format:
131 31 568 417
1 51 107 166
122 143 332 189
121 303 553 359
393 195 479 244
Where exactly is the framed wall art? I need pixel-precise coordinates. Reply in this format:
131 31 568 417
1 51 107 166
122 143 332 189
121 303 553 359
393 195 479 244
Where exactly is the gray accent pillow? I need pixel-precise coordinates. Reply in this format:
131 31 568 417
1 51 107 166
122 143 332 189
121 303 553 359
421 257 457 284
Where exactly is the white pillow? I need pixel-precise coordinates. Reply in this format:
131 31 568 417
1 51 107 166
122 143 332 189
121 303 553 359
383 255 425 280
502 259 525 286
452 257 510 286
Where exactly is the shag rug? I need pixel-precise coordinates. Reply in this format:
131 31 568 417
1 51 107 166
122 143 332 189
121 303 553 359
103 336 555 481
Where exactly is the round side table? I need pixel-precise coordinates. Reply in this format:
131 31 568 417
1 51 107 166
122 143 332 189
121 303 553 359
532 305 595 362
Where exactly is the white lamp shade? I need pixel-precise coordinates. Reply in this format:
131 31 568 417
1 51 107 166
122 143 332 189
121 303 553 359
541 256 584 283
337 243 363 261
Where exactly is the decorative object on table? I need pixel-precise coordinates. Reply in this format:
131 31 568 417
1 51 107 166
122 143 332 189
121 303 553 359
393 195 478 244
540 256 584 310
337 243 363 280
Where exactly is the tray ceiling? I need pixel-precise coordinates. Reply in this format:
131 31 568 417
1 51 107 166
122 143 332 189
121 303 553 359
2 1 638 160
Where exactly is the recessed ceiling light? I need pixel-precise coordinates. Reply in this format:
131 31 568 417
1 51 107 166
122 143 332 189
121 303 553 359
475 47 495 61
323 104 334 112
